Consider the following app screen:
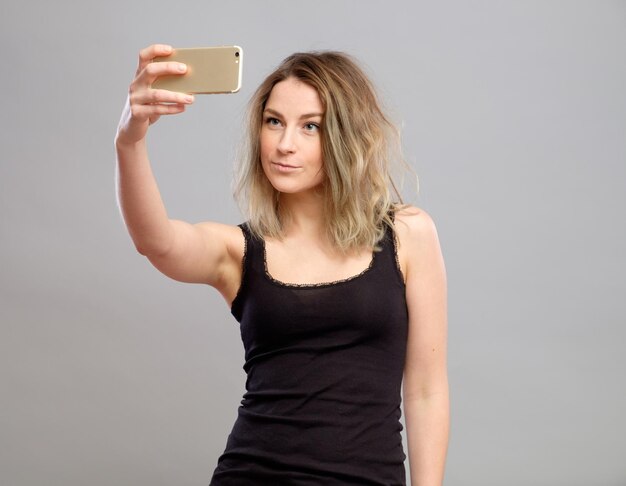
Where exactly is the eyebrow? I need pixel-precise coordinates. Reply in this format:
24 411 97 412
263 108 324 120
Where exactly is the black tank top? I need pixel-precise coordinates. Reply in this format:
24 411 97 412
210 222 408 485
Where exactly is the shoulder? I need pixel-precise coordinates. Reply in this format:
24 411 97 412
194 220 245 252
194 220 245 239
393 205 441 253
391 205 444 281
194 221 246 299
204 222 247 263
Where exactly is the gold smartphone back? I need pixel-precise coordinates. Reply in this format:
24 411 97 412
152 46 243 94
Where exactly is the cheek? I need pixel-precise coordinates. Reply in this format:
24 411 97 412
259 135 270 164
313 143 324 169
260 129 276 156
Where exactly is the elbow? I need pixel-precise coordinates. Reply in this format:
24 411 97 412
403 387 449 406
134 243 152 257
134 243 168 258
403 374 450 404
126 224 175 258
131 236 171 258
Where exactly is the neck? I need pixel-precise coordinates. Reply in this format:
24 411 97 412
279 190 326 240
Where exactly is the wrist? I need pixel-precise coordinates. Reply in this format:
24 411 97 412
115 134 146 152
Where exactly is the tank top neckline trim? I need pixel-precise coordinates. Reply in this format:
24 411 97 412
261 237 377 289
231 222 406 314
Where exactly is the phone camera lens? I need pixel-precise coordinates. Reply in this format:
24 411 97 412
235 51 240 57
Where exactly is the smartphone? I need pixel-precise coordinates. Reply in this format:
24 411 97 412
152 46 243 94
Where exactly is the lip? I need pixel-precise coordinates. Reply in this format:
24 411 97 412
271 162 301 172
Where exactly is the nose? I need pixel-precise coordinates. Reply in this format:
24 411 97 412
277 126 296 154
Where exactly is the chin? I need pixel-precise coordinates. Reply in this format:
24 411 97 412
265 178 319 196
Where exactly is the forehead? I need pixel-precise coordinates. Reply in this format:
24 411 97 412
265 78 324 115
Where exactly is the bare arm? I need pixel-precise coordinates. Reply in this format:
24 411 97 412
396 208 449 486
115 44 242 300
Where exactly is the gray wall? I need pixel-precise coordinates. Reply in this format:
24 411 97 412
1 1 625 485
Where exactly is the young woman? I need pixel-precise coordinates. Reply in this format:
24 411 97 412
116 44 449 485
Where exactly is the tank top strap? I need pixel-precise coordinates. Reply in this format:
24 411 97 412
232 223 263 320
375 214 405 287
238 222 265 274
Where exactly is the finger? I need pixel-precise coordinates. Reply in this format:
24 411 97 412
155 103 187 115
136 44 173 74
136 61 187 86
133 103 187 119
132 88 194 106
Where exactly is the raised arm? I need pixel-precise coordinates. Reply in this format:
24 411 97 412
115 44 243 303
395 208 449 486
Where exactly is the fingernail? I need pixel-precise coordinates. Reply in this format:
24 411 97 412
186 95 194 103
178 63 186 72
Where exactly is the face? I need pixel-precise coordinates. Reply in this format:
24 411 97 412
260 77 325 197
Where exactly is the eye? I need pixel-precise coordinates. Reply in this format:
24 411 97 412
264 117 282 127
303 122 320 132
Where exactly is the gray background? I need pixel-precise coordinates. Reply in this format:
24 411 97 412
1 1 625 485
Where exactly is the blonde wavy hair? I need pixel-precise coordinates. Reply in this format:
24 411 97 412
234 51 408 253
